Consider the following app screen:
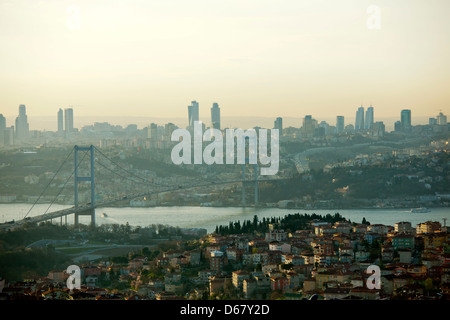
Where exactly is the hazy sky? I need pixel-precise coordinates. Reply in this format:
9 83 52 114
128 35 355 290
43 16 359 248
0 0 449 129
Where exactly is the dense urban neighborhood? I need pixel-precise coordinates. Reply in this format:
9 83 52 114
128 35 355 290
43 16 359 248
1 213 449 300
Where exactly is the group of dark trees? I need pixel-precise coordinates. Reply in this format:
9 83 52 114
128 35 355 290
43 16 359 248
214 212 349 236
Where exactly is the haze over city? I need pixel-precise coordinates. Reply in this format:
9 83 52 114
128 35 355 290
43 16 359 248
1 0 450 308
1 0 449 127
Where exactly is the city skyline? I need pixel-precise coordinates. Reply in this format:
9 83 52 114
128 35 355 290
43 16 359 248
0 103 447 133
0 0 449 121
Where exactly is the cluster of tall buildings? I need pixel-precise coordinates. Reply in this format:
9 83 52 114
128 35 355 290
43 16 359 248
0 102 447 147
0 105 76 147
57 107 74 134
187 100 222 131
0 104 29 146
355 105 374 131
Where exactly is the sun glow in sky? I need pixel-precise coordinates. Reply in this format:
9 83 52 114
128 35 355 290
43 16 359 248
0 0 449 127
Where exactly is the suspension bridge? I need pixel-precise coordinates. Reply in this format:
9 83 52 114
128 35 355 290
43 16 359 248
1 145 284 231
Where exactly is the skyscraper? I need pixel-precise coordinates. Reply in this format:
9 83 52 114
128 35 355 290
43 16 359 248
65 108 74 133
211 102 221 130
302 115 316 137
188 101 199 129
0 114 6 131
355 106 365 131
57 108 64 133
365 106 374 130
336 116 345 134
401 109 411 131
148 123 158 140
0 114 5 147
15 104 29 141
274 117 283 135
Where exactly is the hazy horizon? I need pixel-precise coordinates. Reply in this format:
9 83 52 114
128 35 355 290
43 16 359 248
1 113 434 133
1 0 449 122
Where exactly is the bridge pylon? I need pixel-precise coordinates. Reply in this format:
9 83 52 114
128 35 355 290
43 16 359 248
241 136 259 207
74 145 96 227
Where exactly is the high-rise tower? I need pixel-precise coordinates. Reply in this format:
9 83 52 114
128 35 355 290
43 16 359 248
336 116 345 134
274 117 283 135
57 108 64 133
401 109 411 131
188 101 199 129
211 102 221 130
355 106 365 131
15 104 29 141
365 106 374 130
65 108 74 133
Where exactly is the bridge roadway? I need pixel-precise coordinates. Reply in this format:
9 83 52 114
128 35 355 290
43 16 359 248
0 177 285 231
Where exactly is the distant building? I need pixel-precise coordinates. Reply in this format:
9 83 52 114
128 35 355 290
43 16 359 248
188 100 199 130
336 116 344 134
211 103 221 130
274 117 283 135
64 108 74 133
0 114 6 131
15 104 29 142
365 106 374 130
401 109 412 131
57 108 64 133
437 112 447 125
148 123 158 140
0 114 5 147
302 115 316 137
355 106 365 131
372 121 385 137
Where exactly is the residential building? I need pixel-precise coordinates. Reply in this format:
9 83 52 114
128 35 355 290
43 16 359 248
423 232 448 249
210 251 225 274
395 221 412 233
232 270 249 290
392 234 415 250
416 221 441 234
270 276 289 292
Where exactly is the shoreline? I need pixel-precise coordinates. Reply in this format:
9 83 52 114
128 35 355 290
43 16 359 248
1 202 448 211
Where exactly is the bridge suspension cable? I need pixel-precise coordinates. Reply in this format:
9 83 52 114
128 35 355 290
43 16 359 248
93 146 172 188
23 148 74 219
94 158 159 190
42 150 89 217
